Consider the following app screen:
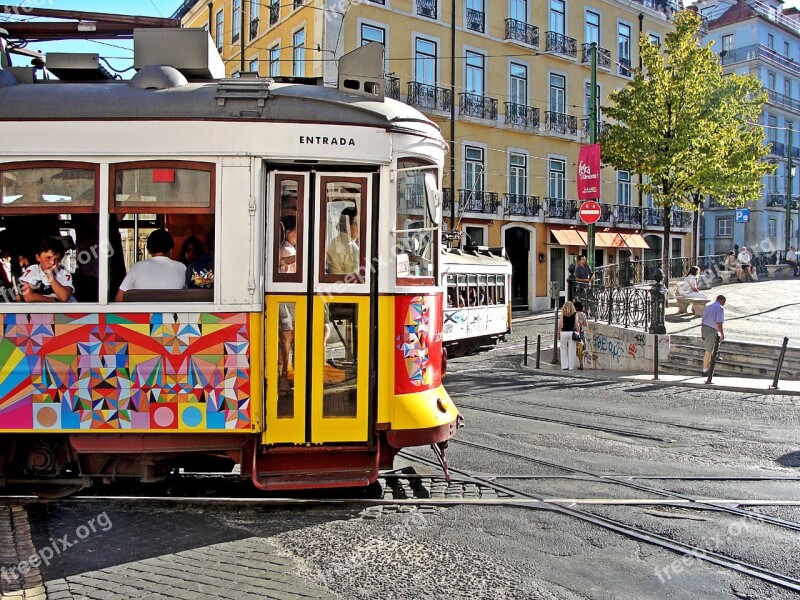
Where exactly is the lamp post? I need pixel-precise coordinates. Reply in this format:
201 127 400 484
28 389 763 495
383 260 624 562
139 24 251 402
588 42 598 273
786 124 793 256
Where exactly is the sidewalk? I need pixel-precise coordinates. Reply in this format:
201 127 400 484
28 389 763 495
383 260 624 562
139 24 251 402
528 355 800 397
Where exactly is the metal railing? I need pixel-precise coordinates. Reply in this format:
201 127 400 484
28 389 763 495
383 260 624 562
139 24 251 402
581 118 609 139
572 281 653 330
769 140 786 157
616 205 642 225
545 197 578 219
460 92 498 120
505 102 539 129
466 8 485 33
401 184 424 210
545 31 577 58
385 76 400 100
618 57 632 77
721 44 800 77
443 188 453 211
600 203 614 222
581 44 611 69
503 193 541 217
764 87 800 112
752 0 800 36
249 17 259 40
545 111 577 136
407 81 452 112
416 0 436 19
628 0 680 15
505 19 539 47
269 1 279 25
459 190 498 213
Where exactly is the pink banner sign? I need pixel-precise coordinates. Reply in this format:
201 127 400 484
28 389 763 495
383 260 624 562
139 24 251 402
577 144 601 200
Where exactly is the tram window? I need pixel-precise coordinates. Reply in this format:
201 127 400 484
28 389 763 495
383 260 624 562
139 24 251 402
321 179 365 283
467 275 478 307
478 274 487 305
395 159 437 284
446 274 457 308
277 301 297 418
111 162 214 212
323 302 358 418
457 275 467 307
274 175 304 283
487 275 496 305
497 277 506 305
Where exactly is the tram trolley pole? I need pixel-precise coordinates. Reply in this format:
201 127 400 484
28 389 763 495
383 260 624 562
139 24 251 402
536 334 541 369
524 336 529 366
705 333 721 385
653 334 659 381
770 336 790 390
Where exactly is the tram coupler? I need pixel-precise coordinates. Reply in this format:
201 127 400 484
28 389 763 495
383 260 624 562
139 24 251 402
431 441 452 484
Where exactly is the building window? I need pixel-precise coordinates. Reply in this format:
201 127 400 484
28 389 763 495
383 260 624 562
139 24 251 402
231 0 241 43
249 58 259 73
250 0 259 40
510 62 527 105
465 51 485 95
215 10 224 53
465 0 485 34
269 44 280 77
722 34 733 53
549 0 565 35
509 152 528 196
717 218 732 237
649 33 660 46
464 225 485 246
414 38 437 84
293 29 305 77
768 71 776 90
785 41 791 57
464 145 485 193
618 23 631 76
768 33 774 50
585 10 599 45
548 158 565 199
617 170 631 206
768 114 778 143
509 0 526 23
549 73 565 114
360 23 385 46
768 218 777 237
785 78 792 99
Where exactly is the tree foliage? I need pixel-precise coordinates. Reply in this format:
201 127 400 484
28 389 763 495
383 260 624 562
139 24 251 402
600 11 773 271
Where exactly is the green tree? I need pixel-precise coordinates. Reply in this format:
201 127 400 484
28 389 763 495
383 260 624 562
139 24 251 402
601 11 773 280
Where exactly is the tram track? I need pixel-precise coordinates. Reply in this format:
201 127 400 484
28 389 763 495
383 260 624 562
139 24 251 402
398 450 800 594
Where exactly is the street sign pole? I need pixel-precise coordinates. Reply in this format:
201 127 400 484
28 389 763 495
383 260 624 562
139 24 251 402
787 124 793 256
588 42 598 274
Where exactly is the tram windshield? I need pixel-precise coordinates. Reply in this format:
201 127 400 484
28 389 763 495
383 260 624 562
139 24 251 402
395 158 438 283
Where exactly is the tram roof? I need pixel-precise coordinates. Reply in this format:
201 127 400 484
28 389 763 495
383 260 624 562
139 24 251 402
443 247 511 269
0 72 441 136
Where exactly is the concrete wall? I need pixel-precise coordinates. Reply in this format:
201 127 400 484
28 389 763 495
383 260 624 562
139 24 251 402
583 322 671 372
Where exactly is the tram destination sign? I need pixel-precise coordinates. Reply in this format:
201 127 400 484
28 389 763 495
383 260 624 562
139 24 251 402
579 200 602 225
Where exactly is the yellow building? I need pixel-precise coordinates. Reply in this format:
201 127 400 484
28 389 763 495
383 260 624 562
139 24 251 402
175 0 690 311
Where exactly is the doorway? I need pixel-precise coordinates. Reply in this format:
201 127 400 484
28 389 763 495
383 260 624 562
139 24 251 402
504 226 530 310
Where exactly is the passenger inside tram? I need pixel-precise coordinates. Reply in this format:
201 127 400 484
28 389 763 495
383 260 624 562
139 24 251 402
186 228 215 289
19 237 75 303
179 235 204 267
326 205 359 275
114 229 186 301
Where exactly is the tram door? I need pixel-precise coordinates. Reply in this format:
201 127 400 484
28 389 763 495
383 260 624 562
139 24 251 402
265 172 374 445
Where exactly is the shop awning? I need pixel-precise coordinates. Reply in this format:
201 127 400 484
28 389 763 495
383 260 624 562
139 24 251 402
550 228 649 249
619 233 650 249
550 229 588 246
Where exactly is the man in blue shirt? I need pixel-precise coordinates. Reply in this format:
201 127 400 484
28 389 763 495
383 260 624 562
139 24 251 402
701 295 726 374
575 255 592 283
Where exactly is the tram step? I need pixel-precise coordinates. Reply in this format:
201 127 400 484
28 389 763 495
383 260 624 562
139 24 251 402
252 447 379 491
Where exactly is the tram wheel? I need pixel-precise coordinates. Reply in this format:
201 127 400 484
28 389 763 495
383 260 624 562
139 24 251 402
24 483 85 499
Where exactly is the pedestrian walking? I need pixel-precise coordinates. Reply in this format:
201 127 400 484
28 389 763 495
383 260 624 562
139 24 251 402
558 300 579 371
701 294 726 375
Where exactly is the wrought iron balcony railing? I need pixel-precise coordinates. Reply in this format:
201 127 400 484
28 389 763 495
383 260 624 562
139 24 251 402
616 205 642 224
545 111 577 136
504 102 539 129
545 31 577 59
764 87 800 111
443 188 453 211
580 44 611 69
618 57 632 77
504 194 541 217
643 207 663 227
769 140 786 157
385 76 400 100
402 184 425 210
249 17 259 40
545 197 578 219
416 0 436 19
766 194 798 208
459 190 498 213
599 203 614 223
269 1 279 25
407 81 452 112
721 44 800 77
459 92 498 120
505 19 538 47
466 8 484 33
581 118 609 139
672 209 693 228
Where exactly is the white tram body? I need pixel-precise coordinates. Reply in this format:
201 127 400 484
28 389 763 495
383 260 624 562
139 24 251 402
0 36 459 494
442 247 512 356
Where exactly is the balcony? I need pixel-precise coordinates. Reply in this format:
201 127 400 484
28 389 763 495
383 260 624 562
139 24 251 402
581 118 609 140
545 31 577 59
249 17 258 41
459 92 498 120
618 57 632 77
628 0 680 15
545 197 578 220
504 102 539 130
769 140 786 157
599 203 614 223
643 207 663 227
721 44 800 77
767 194 799 209
269 2 279 25
752 0 800 37
407 81 452 113
505 19 538 47
672 209 693 228
385 76 400 100
443 188 453 212
581 44 611 69
504 194 541 217
459 190 498 213
466 8 484 33
416 0 436 19
545 111 577 136
402 184 425 210
764 87 800 111
617 205 643 225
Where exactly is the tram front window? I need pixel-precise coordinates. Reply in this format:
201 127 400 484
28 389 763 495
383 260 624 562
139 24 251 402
395 159 437 283
322 180 364 280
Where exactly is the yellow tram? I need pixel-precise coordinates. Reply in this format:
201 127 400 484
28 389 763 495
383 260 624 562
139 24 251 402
0 33 459 495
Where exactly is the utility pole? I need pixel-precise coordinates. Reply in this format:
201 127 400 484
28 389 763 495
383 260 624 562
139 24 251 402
588 42 598 273
449 0 456 233
787 124 794 255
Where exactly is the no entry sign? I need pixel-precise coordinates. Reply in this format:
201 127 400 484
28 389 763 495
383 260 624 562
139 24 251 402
579 200 601 224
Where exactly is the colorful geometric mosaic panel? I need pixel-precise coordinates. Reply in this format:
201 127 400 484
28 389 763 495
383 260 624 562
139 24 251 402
0 312 253 432
394 295 442 395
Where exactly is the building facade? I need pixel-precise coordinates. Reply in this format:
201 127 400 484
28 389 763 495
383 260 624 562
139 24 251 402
174 0 685 310
697 0 800 256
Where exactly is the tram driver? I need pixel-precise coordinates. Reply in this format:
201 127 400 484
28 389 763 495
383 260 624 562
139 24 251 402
326 206 359 275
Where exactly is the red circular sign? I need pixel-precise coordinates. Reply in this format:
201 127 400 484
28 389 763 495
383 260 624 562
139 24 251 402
579 200 601 224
